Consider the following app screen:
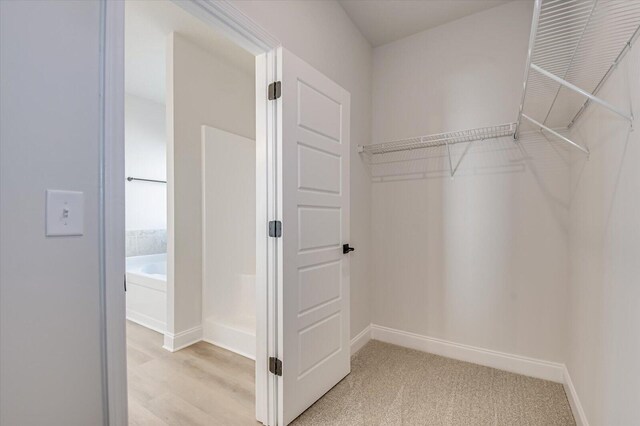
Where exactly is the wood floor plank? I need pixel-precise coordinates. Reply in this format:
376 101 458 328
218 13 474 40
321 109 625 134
128 398 170 426
136 357 255 423
145 392 219 426
127 321 257 425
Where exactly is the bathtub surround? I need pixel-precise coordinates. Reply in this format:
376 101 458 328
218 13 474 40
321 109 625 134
201 126 256 360
126 253 167 333
125 229 167 257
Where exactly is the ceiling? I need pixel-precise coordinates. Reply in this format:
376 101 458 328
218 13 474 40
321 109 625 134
125 0 254 104
339 0 514 47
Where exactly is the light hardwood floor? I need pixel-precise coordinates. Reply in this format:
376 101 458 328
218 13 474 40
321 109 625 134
127 321 258 426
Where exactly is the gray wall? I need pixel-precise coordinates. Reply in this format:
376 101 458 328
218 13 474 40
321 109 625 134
568 39 640 425
370 1 570 364
1 2 373 424
0 1 105 425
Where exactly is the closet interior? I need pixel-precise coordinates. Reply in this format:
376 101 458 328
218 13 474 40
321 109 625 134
361 0 639 177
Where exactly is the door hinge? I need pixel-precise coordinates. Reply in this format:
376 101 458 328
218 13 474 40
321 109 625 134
269 220 282 238
269 357 282 376
268 81 281 100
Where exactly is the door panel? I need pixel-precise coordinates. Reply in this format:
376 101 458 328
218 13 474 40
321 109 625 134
297 81 342 142
298 207 341 251
297 144 341 194
298 260 341 314
278 48 351 425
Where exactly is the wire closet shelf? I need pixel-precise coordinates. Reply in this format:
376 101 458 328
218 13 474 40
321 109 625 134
514 0 640 152
359 123 516 158
360 0 640 171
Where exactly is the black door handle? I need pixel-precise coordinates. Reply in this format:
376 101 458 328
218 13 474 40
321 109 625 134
343 244 355 254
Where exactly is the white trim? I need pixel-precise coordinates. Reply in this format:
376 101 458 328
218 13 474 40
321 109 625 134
254 51 271 426
350 325 371 355
563 366 589 426
370 324 565 383
171 0 279 55
126 311 166 335
203 319 256 360
366 324 588 423
102 1 127 425
162 325 203 352
262 49 279 426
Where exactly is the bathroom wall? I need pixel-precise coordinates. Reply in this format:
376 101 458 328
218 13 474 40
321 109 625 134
125 93 167 257
567 40 640 426
0 1 105 424
201 126 256 358
370 1 571 364
166 32 255 339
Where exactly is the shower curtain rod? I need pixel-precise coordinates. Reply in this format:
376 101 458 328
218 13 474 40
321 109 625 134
126 177 166 184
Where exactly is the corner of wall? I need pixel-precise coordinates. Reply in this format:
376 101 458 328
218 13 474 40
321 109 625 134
162 325 203 352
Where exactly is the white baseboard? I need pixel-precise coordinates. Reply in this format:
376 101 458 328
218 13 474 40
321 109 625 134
126 310 165 334
202 319 256 360
370 324 565 383
350 324 371 355
563 366 589 426
163 325 203 352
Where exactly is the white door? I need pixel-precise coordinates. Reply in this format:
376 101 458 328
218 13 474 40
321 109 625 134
277 47 351 425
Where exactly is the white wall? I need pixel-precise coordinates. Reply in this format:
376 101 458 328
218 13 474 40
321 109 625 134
202 126 256 358
167 32 255 337
0 1 105 424
370 1 570 363
125 94 166 232
567 41 640 425
233 0 374 339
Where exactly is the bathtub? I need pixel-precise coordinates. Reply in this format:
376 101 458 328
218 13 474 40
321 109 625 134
126 253 167 333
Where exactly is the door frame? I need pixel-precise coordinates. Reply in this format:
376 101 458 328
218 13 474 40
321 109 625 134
99 1 280 425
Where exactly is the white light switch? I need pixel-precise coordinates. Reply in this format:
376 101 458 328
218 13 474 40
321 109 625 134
46 190 84 236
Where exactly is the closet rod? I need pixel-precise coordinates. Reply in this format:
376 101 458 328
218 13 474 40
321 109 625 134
568 24 640 128
521 114 589 155
530 63 633 123
126 177 167 184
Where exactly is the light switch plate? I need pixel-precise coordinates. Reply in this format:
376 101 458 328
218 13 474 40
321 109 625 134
46 190 84 236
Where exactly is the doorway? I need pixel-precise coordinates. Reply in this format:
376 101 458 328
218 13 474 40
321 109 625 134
122 0 269 424
105 2 353 424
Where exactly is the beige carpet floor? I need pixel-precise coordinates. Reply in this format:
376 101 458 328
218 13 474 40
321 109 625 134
292 340 575 426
